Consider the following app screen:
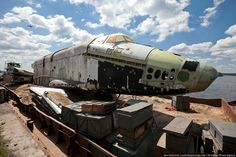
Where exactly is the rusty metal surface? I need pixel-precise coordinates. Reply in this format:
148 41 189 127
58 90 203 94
0 87 7 103
163 116 192 136
1 84 117 157
221 99 236 122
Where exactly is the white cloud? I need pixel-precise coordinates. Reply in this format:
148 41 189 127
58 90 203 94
85 21 102 28
168 24 236 59
200 0 225 27
192 56 222 64
168 42 212 54
168 24 236 72
81 18 85 22
210 24 236 57
225 24 236 36
45 15 95 43
0 6 95 44
131 17 158 35
36 3 41 8
12 6 36 19
0 12 21 24
0 6 35 24
214 64 236 73
0 26 51 71
68 0 192 42
28 14 47 28
25 0 42 8
0 6 97 71
210 37 236 56
25 0 34 5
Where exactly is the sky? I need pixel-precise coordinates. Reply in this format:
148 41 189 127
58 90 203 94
0 0 236 72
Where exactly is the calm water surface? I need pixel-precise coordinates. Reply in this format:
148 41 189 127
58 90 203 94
188 76 236 102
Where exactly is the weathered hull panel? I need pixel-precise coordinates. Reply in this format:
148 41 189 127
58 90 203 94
33 40 188 95
33 33 218 96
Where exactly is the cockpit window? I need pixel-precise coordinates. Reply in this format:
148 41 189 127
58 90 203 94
182 61 199 71
123 36 133 42
106 35 133 43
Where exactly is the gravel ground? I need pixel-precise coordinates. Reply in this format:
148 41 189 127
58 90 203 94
0 102 46 157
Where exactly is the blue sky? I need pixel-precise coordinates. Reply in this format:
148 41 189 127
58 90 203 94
0 0 236 72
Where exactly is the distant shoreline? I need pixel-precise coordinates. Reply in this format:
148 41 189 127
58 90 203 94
218 73 236 76
222 73 236 76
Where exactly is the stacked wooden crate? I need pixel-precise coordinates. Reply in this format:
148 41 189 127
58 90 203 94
81 100 116 115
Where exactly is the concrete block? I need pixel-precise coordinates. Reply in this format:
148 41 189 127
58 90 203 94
157 132 195 155
117 102 153 130
172 96 190 111
113 131 154 157
165 133 195 154
125 99 147 106
113 142 137 157
117 130 151 149
163 116 192 136
202 129 213 154
118 118 153 139
209 120 236 153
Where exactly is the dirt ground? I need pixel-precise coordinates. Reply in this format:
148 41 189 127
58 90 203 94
14 84 34 105
120 95 228 125
0 102 46 157
14 84 228 126
119 95 229 146
47 91 73 106
1 84 229 157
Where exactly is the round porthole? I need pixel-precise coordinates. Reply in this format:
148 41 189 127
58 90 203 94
161 71 168 80
169 75 174 80
147 68 154 73
146 74 152 80
177 71 189 82
154 70 161 79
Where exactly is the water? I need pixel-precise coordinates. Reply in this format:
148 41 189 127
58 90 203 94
188 76 236 102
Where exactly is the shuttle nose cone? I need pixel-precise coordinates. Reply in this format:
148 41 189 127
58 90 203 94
196 65 218 91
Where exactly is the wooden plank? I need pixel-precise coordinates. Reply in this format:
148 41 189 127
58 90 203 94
81 101 116 114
